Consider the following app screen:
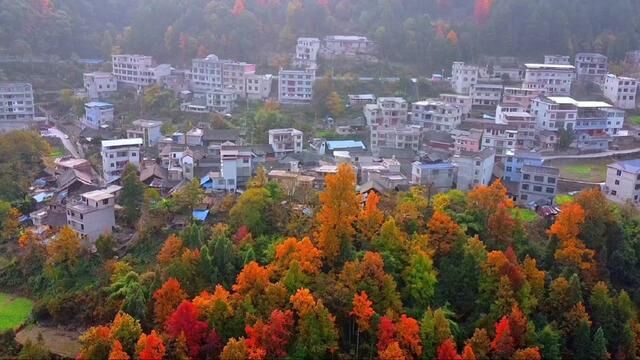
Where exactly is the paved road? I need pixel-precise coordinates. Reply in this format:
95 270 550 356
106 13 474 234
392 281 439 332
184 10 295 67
542 147 640 162
46 127 80 158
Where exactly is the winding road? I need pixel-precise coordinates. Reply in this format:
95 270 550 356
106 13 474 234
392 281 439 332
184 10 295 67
541 147 640 162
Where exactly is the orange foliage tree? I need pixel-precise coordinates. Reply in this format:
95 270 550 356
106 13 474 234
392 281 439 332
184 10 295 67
157 234 183 266
316 163 360 265
136 330 166 360
351 291 375 331
232 261 271 300
427 210 462 256
379 341 406 360
357 191 385 242
273 237 322 274
152 278 187 325
108 340 130 360
437 338 461 360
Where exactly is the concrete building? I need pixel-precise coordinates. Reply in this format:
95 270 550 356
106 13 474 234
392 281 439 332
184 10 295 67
451 62 479 95
112 54 171 87
360 157 409 191
451 128 482 154
605 160 640 204
245 74 273 100
370 125 421 155
518 165 559 205
544 55 571 65
126 119 163 147
278 68 315 104
66 188 116 243
575 53 608 86
322 35 375 58
523 63 575 96
84 101 114 129
219 145 254 191
363 97 408 127
471 83 503 107
480 123 517 158
502 87 544 111
410 99 463 131
190 54 256 95
439 93 472 118
268 128 303 156
411 161 455 192
454 148 496 191
83 72 117 99
348 94 377 106
295 37 321 68
0 82 35 126
532 96 624 150
498 111 537 149
101 138 143 183
603 74 637 110
206 90 237 113
503 150 543 183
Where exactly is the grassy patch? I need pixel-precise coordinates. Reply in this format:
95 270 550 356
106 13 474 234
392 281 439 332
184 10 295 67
555 194 574 205
630 115 640 126
0 293 33 331
548 158 609 183
511 208 538 222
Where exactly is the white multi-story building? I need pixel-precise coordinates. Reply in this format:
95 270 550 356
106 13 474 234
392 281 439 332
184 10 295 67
439 93 472 118
544 55 571 65
410 100 463 131
453 148 496 191
499 111 537 150
451 62 479 95
0 82 35 127
295 37 321 68
603 74 638 110
531 96 624 150
363 97 408 127
101 138 143 183
220 146 253 191
575 52 608 86
84 102 114 129
206 90 237 113
471 83 503 107
190 54 256 95
278 68 315 104
112 54 171 87
268 128 303 156
83 72 117 99
126 119 163 147
245 74 273 100
523 63 575 96
370 125 421 155
322 36 375 58
605 160 640 204
518 165 560 205
66 188 116 243
480 124 518 158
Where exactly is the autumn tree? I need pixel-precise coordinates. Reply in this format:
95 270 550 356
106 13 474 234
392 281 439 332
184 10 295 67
157 234 184 266
78 326 113 360
232 261 271 301
379 341 406 360
273 237 322 275
437 338 461 360
491 316 515 360
172 179 205 215
166 301 209 358
136 331 166 360
316 163 360 266
548 203 597 282
427 210 462 256
220 337 247 360
108 341 130 360
47 226 82 271
461 343 477 360
513 347 542 360
153 278 187 325
326 91 345 117
110 312 142 355
1 207 20 241
487 202 516 245
351 291 375 358
245 309 295 359
290 288 338 358
229 187 274 236
357 191 385 243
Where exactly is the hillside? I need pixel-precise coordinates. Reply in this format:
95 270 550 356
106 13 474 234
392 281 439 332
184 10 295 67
1 0 639 73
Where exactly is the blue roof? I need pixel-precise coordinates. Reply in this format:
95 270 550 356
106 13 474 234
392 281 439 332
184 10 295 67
32 192 54 203
610 159 640 174
200 175 211 186
326 140 366 150
85 101 113 108
414 162 455 170
192 209 210 221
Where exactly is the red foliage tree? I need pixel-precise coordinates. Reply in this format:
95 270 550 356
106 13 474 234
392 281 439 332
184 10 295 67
245 309 295 359
491 316 515 359
461 343 477 360
166 300 209 358
376 316 396 352
509 304 528 348
437 338 461 360
136 330 166 360
396 315 422 357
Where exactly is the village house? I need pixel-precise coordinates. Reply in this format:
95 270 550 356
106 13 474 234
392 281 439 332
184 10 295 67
518 165 559 206
453 148 496 191
451 62 479 95
602 74 638 110
83 101 114 129
65 187 118 244
575 52 608 86
278 68 315 104
269 128 303 157
411 161 455 193
604 160 640 204
363 97 408 127
523 63 575 96
111 54 171 87
101 138 143 183
295 37 321 69
410 99 463 131
83 72 117 99
0 82 35 129
126 119 163 147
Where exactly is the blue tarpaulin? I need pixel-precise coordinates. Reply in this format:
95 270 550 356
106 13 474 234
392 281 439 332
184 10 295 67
32 192 54 203
192 209 210 221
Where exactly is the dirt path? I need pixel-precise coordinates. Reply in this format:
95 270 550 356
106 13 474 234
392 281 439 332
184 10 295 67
15 325 82 359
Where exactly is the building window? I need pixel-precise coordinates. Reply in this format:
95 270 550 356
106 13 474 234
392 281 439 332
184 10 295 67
611 190 617 196
615 180 620 185
617 170 622 176
548 177 556 184
506 166 513 172
522 184 529 190
533 186 542 192
523 174 530 180
475 161 481 166
546 187 555 194
521 194 528 200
